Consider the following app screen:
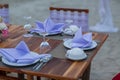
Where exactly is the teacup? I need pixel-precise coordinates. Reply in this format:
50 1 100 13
69 25 79 33
66 48 87 60
63 25 79 35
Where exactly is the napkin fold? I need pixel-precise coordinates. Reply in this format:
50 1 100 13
0 41 47 64
72 28 92 48
31 17 64 34
17 54 51 64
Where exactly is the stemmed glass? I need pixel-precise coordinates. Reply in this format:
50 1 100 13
39 29 51 53
62 19 73 41
63 19 73 31
23 16 33 37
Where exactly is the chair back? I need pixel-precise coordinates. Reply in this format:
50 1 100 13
0 71 19 80
0 4 9 24
49 7 89 32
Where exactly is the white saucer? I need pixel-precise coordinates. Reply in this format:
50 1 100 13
63 30 74 35
63 39 97 50
39 31 62 36
2 52 40 67
65 53 87 61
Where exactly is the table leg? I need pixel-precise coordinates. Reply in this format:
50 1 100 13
81 63 91 80
37 76 41 80
0 71 6 75
18 73 24 80
26 74 34 80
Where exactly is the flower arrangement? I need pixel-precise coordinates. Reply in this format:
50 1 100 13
0 16 8 42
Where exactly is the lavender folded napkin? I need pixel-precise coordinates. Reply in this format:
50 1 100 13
0 41 49 64
31 17 64 34
17 54 51 64
72 28 92 48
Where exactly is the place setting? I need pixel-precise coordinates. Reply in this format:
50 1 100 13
64 27 98 61
30 17 64 36
0 40 52 68
63 27 98 51
29 17 80 39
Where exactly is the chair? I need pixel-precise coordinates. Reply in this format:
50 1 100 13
0 71 19 80
112 73 120 80
0 75 19 80
49 7 89 32
0 4 9 24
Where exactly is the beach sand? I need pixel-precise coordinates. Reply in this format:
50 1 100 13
0 0 120 80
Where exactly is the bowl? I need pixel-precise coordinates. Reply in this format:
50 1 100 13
69 25 79 33
66 48 87 60
63 25 79 35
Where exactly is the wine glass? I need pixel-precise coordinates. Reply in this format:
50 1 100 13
62 19 73 41
39 31 51 54
23 16 33 37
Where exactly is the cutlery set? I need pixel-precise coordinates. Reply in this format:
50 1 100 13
33 55 53 71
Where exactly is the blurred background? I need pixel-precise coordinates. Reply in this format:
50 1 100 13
0 0 119 27
0 0 120 80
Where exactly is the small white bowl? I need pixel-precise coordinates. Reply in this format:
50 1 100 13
69 25 79 33
63 25 79 35
66 48 87 60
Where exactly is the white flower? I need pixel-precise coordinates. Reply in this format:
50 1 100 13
0 22 8 30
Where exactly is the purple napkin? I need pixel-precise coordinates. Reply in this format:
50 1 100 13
15 41 30 53
0 41 30 62
17 54 51 64
72 28 92 48
0 48 17 62
0 41 47 64
31 17 64 34
31 21 45 33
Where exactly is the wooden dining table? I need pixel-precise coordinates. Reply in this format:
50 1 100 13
0 25 108 80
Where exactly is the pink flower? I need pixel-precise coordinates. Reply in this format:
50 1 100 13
1 29 8 37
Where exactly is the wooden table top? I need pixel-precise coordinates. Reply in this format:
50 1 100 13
0 25 108 80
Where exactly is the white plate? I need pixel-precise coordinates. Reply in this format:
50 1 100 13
39 31 62 36
65 53 87 61
63 30 74 36
2 52 40 67
48 32 62 36
63 39 97 50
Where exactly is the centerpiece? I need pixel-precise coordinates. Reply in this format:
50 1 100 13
0 16 8 42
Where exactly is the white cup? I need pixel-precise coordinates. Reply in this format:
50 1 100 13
66 48 87 60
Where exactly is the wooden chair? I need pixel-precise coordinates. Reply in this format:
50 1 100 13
0 71 19 80
49 7 89 32
0 4 9 24
0 75 19 80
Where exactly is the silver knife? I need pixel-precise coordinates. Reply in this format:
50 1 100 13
34 55 52 71
32 59 42 70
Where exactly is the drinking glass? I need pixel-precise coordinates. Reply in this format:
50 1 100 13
62 19 73 41
64 19 73 31
39 31 51 54
23 16 33 37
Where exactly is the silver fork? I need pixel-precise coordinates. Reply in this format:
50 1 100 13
33 55 52 71
32 58 42 70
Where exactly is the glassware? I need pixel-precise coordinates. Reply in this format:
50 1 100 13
62 19 73 41
64 19 73 29
23 16 33 37
39 31 51 54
